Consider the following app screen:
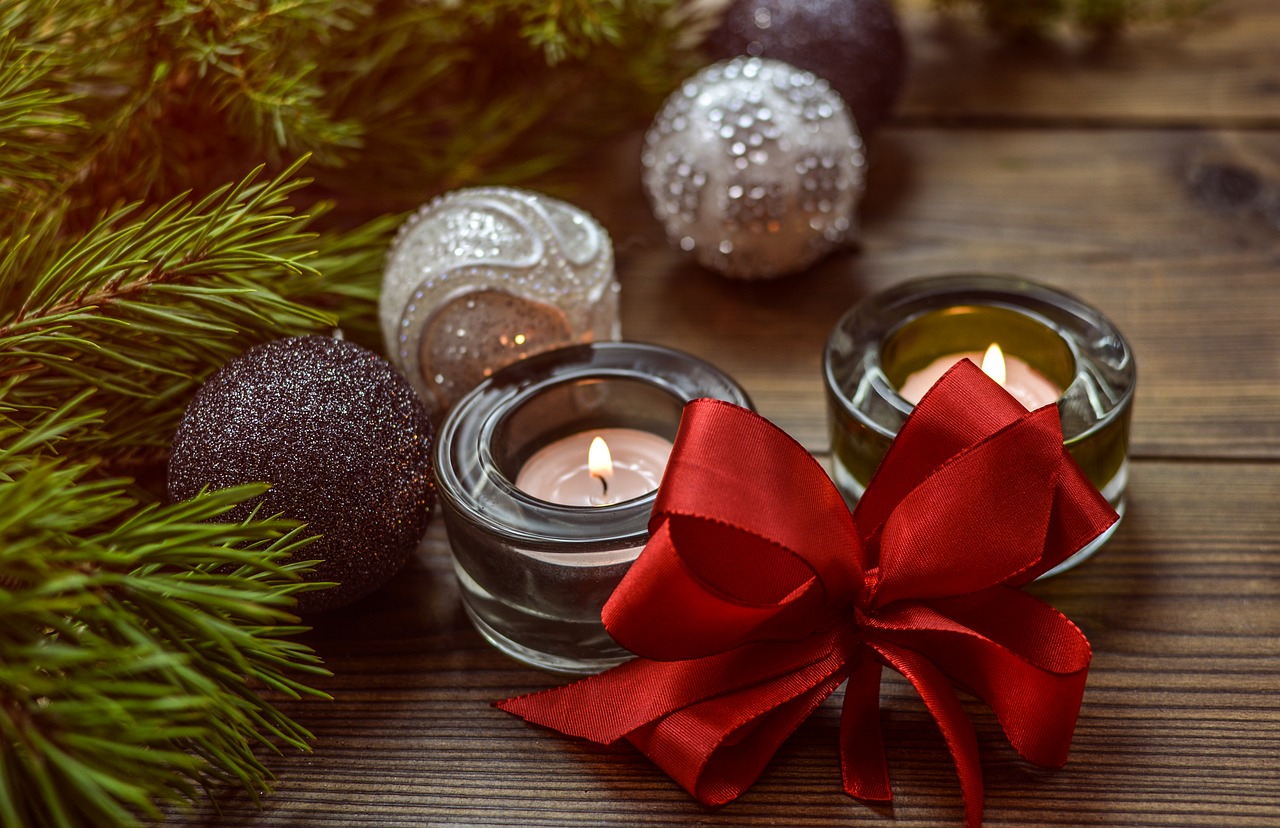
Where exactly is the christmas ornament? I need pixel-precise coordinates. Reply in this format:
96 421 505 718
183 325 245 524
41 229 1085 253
641 57 865 279
380 187 620 420
704 0 908 135
168 335 436 613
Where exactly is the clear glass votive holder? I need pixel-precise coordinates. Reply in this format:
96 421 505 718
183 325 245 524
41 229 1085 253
434 342 752 674
823 274 1136 575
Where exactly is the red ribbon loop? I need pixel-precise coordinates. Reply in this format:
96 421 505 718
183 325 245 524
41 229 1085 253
498 361 1117 827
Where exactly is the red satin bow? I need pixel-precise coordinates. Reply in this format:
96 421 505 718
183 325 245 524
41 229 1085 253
498 361 1117 827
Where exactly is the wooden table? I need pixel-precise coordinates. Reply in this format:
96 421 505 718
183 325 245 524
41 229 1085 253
187 2 1280 825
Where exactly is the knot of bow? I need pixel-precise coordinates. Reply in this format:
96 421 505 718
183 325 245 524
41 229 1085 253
498 361 1117 827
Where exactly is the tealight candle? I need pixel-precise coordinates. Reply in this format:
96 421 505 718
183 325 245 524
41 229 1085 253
898 343 1062 409
515 429 672 506
435 342 750 674
823 274 1135 576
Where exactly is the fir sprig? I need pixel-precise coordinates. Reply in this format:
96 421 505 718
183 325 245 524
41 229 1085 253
0 150 388 828
0 403 331 827
0 37 85 217
0 2 701 824
3 0 370 222
3 0 694 223
311 0 694 207
0 159 391 463
514 0 630 63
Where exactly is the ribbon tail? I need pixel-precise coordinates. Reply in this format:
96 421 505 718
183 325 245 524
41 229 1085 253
840 644 892 802
874 641 985 828
498 632 849 806
628 654 848 806
889 589 1093 767
496 658 679 745
497 630 841 743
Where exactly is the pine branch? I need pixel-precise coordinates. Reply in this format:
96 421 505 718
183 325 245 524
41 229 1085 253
514 0 629 64
0 4 703 825
0 36 86 218
0 403 331 827
310 0 695 209
3 0 698 221
0 140 390 826
0 159 396 463
1 0 368 227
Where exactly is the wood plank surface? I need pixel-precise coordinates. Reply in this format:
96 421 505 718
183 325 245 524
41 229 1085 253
897 0 1280 127
607 126 1280 458
179 1 1280 826
177 462 1280 827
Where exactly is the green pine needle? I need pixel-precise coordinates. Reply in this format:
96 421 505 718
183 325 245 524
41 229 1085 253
0 446 333 826
0 37 85 217
0 136 365 828
0 158 393 463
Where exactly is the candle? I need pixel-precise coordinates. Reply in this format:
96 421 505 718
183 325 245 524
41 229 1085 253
898 343 1062 409
823 274 1136 577
434 341 752 674
515 428 673 506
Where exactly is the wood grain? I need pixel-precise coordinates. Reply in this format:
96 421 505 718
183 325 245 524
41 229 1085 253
174 461 1280 827
608 126 1280 458
897 0 1280 127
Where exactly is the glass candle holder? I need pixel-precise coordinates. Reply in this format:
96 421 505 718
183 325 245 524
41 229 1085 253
434 342 752 674
823 274 1136 575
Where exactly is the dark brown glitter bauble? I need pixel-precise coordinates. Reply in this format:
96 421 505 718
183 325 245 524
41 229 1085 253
168 335 435 613
705 0 908 135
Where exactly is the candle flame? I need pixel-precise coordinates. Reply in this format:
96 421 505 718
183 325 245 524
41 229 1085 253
980 343 1006 387
588 436 614 483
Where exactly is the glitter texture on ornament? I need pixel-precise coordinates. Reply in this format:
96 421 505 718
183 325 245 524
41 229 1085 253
641 57 865 280
705 0 907 136
168 335 436 613
380 187 620 420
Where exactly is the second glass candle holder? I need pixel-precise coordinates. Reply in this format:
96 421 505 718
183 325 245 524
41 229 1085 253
823 274 1136 575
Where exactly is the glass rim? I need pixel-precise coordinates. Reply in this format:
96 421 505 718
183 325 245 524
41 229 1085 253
823 273 1137 443
435 341 752 548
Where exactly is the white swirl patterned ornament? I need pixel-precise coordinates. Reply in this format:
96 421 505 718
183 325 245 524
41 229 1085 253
380 187 620 420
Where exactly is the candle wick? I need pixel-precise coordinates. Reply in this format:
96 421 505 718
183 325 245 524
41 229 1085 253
595 474 609 497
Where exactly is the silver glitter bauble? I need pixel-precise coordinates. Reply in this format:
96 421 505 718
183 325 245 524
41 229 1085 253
380 187 620 420
641 57 866 279
168 336 435 613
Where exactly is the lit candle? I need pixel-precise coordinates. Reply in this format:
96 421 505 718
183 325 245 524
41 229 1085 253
825 275 1136 577
898 342 1061 409
436 341 752 672
515 428 673 506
